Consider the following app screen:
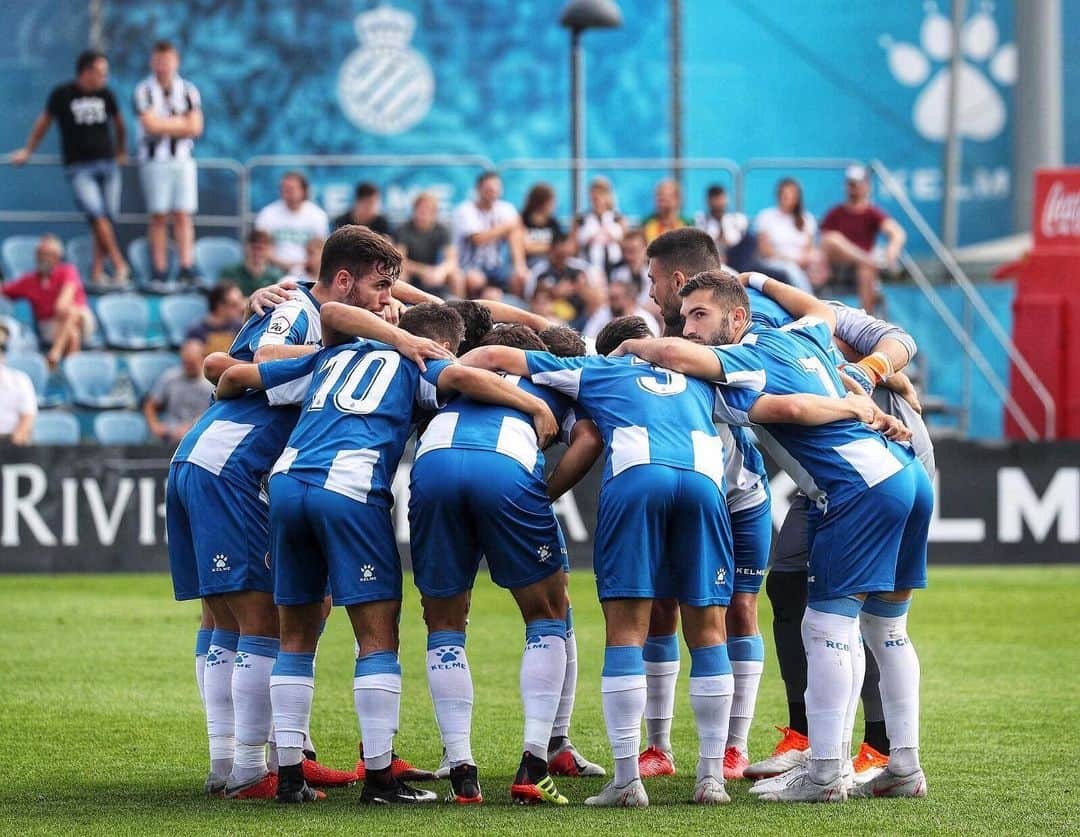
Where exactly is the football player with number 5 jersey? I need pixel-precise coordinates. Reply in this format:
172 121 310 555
462 334 875 808
617 270 932 804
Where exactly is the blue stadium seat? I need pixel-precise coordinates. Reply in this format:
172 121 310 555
1 316 39 354
1 235 38 278
127 350 180 400
128 236 178 289
62 351 133 409
93 410 149 445
96 293 168 350
160 294 208 346
195 236 244 285
32 410 81 445
7 350 47 395
66 235 96 287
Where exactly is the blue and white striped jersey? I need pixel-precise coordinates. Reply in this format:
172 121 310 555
416 376 578 481
171 287 322 489
711 318 915 510
523 351 727 491
720 423 769 513
259 339 451 508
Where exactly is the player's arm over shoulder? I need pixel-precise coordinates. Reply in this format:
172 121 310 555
748 392 876 426
435 364 558 447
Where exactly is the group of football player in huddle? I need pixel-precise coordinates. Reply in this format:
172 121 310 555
168 224 932 807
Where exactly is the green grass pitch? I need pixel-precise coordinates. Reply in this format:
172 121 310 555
2 566 1078 835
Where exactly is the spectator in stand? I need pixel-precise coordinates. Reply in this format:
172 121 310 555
528 231 600 329
573 176 625 275
396 192 461 298
695 184 751 267
452 170 527 298
12 50 130 286
332 181 392 238
254 171 329 273
185 281 244 355
0 324 36 446
143 337 213 444
218 229 283 293
282 237 324 284
642 179 689 243
521 182 562 267
609 228 656 310
133 40 203 284
820 164 906 313
753 177 826 292
582 277 661 340
2 235 94 369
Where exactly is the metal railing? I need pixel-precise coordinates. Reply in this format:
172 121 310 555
870 159 1056 440
0 154 247 237
498 157 740 215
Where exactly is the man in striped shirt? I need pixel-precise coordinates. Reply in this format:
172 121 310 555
133 40 203 284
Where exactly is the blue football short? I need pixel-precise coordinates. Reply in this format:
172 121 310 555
409 448 565 597
731 490 773 594
594 464 734 606
166 461 272 601
807 461 932 602
269 472 401 607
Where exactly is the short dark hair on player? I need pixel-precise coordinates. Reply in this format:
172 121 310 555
595 316 652 357
445 300 493 354
539 325 586 357
399 303 465 351
478 323 546 351
678 269 750 311
645 227 721 276
318 224 401 285
76 50 106 75
207 281 238 312
354 181 380 201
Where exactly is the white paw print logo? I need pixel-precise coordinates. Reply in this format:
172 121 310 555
715 568 726 586
360 564 376 582
536 544 552 563
212 554 230 572
880 1 1016 142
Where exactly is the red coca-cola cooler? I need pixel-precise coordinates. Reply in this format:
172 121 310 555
1004 168 1080 439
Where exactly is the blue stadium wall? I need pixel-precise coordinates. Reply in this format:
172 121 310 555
4 0 1079 437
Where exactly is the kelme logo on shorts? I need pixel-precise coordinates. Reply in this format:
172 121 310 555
212 554 230 573
715 568 727 585
537 544 552 563
360 564 376 582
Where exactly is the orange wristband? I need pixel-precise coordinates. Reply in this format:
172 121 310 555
855 352 893 385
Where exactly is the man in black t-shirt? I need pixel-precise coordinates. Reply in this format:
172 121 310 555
13 50 130 286
331 181 393 239
396 192 461 297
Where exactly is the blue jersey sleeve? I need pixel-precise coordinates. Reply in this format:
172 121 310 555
257 303 310 350
417 358 453 411
778 316 833 354
258 352 320 405
524 351 590 399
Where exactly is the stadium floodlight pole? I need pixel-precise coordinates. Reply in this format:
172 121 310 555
559 0 623 217
941 0 966 251
670 0 682 190
1013 0 1063 232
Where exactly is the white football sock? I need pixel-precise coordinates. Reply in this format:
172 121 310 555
844 619 866 762
270 651 316 768
204 629 238 777
643 634 680 754
195 628 212 708
726 634 765 755
688 645 734 781
551 612 577 741
802 603 859 785
602 646 646 786
426 631 474 766
860 598 921 775
521 621 567 760
231 635 279 783
354 653 401 772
